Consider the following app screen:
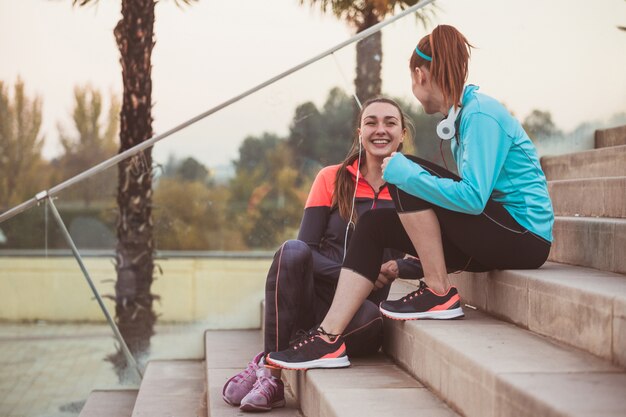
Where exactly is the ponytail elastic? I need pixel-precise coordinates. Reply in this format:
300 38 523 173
415 46 432 62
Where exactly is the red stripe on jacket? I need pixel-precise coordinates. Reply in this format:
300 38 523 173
304 160 392 209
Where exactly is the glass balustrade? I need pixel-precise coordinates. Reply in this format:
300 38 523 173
0 203 131 417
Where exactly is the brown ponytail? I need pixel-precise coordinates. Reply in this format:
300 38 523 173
410 25 473 109
333 97 408 223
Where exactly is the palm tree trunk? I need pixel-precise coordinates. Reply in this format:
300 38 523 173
108 0 157 381
354 8 382 123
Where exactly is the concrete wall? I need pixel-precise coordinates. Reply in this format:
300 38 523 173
0 257 272 328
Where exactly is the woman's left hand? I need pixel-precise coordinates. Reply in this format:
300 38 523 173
373 260 399 290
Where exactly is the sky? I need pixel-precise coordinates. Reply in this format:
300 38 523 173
1 0 625 169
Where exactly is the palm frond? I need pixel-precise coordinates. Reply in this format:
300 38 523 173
72 0 98 6
297 0 437 28
173 0 198 8
72 0 197 8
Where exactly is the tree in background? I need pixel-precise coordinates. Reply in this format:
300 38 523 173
229 133 308 248
176 157 211 184
523 109 562 143
54 86 119 206
298 1 433 112
153 156 243 250
288 87 354 174
71 0 196 381
0 79 47 209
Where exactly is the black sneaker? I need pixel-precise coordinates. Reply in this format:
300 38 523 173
380 281 464 320
265 328 350 370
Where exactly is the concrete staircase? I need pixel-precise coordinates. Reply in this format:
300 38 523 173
382 125 626 417
541 128 625 275
79 126 626 417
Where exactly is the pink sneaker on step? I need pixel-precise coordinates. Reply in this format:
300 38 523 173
239 366 286 412
222 351 265 406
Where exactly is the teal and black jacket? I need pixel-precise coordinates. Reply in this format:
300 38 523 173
384 85 554 242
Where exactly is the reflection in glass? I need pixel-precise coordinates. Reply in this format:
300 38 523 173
151 54 354 251
0 204 130 417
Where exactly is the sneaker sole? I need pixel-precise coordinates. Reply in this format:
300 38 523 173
239 399 286 412
380 306 465 320
265 356 350 371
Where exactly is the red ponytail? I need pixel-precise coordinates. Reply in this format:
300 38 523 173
409 25 473 109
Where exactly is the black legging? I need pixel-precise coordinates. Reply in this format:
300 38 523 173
344 156 551 282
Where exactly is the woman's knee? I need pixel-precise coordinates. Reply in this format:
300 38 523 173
403 155 460 180
388 184 432 213
266 240 312 292
277 239 312 268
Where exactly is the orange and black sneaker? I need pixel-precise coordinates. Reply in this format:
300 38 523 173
265 328 350 370
380 280 464 320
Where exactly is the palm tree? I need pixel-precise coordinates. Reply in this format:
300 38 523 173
298 1 433 104
71 0 196 380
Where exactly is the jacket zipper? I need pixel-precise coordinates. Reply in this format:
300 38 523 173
363 181 385 209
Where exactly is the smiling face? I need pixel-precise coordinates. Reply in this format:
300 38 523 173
357 101 405 159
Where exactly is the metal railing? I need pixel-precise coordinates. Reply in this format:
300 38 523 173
0 0 434 224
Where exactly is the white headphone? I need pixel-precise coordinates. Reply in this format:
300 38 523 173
343 136 362 261
436 105 461 140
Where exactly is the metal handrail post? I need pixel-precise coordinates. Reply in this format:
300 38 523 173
43 193 143 380
0 0 435 224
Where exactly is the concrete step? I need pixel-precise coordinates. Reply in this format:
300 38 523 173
283 354 459 417
548 177 626 218
540 144 626 180
132 360 207 417
595 125 626 148
384 281 626 417
444 262 626 367
204 330 301 416
550 216 626 274
205 330 460 417
79 390 138 417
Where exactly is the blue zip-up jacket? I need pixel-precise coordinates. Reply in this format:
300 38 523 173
383 85 554 242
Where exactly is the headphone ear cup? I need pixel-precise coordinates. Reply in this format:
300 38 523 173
436 105 460 140
436 119 456 140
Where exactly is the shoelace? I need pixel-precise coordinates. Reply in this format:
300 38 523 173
292 326 341 350
251 373 278 401
233 359 260 382
402 281 428 303
292 329 317 350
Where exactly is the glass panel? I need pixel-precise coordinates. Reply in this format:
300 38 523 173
0 203 131 417
38 52 357 391
151 53 353 251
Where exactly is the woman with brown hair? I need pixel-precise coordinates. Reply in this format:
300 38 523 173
223 97 419 411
